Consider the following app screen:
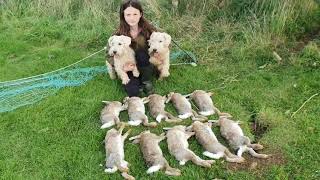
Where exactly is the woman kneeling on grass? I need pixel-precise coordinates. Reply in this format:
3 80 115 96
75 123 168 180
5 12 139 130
108 0 158 97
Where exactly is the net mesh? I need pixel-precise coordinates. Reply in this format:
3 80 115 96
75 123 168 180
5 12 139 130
0 49 197 113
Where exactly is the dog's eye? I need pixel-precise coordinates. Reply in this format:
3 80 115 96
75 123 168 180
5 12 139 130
159 40 162 43
118 43 122 45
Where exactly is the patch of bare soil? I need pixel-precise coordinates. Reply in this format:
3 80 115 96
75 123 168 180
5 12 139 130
226 152 286 171
251 119 269 141
292 27 320 52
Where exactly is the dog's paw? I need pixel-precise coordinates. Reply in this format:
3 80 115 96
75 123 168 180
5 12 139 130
107 67 117 79
159 72 170 79
109 72 117 80
133 71 140 77
122 78 130 85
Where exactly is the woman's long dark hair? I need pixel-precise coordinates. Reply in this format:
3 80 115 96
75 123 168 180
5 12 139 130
115 0 157 39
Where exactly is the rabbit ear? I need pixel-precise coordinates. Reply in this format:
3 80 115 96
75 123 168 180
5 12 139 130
206 122 213 128
163 33 171 46
121 35 131 46
165 92 174 103
162 95 167 101
121 103 128 110
102 101 111 105
123 96 130 103
186 125 193 131
142 97 150 104
132 138 140 144
108 36 115 46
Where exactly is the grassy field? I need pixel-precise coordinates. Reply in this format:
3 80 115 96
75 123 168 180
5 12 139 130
1 0 320 179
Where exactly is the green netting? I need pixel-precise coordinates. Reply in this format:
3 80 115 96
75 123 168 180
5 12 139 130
0 48 197 113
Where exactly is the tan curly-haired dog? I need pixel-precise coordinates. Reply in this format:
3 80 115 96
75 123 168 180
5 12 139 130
148 32 171 80
107 35 139 84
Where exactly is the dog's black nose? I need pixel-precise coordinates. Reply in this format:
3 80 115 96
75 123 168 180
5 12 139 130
113 51 117 54
152 49 157 53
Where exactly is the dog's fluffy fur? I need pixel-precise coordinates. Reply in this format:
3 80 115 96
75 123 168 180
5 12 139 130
104 125 134 180
188 121 244 163
123 97 157 127
129 131 181 176
164 125 215 167
148 32 171 80
147 94 182 123
107 35 139 84
210 116 269 159
166 92 207 121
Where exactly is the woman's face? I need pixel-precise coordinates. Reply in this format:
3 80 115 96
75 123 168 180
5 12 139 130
123 6 142 28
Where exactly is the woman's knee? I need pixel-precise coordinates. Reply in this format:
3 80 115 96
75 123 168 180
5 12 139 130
135 50 150 67
124 78 140 97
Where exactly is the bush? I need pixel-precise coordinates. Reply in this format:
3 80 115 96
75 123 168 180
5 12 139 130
297 41 320 67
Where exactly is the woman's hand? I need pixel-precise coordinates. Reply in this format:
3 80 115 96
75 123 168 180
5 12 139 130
123 62 136 72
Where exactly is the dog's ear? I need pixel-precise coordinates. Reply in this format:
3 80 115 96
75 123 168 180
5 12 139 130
150 32 156 40
207 92 213 96
108 36 115 46
121 35 131 46
163 33 172 46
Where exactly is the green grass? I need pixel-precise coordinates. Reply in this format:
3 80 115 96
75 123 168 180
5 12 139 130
1 0 320 179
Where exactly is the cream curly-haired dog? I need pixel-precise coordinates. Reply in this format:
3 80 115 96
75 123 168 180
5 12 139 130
148 32 171 79
107 35 139 84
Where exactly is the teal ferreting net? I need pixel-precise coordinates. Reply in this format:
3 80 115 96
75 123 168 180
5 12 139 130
0 49 197 113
